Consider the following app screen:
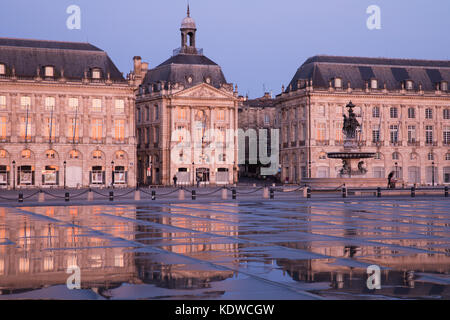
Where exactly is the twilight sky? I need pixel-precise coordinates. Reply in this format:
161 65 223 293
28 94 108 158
1 0 449 98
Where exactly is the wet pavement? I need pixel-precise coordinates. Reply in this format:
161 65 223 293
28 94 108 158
0 199 449 300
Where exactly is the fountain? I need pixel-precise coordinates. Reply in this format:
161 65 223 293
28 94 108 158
302 101 386 188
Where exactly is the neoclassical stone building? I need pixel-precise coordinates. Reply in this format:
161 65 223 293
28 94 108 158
133 9 240 186
277 56 450 186
0 38 136 188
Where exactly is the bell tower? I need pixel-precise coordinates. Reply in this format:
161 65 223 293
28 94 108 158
180 5 197 54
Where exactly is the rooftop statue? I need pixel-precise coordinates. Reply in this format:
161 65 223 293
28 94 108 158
343 101 361 140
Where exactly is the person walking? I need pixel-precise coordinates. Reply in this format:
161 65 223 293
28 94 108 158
387 171 395 189
173 175 178 187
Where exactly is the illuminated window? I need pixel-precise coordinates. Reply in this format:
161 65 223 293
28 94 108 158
0 96 6 109
69 150 80 159
92 99 102 112
316 123 326 141
371 79 378 89
68 98 79 111
442 81 448 91
406 80 414 90
20 117 32 141
334 78 342 88
319 152 327 160
217 109 225 121
44 66 54 77
115 99 125 113
91 119 103 140
115 151 126 160
21 150 32 159
68 118 79 142
92 69 101 79
92 150 102 159
0 116 6 139
44 117 56 140
20 96 31 109
45 150 56 159
0 64 5 75
114 119 125 141
0 150 6 158
178 108 187 120
45 97 55 111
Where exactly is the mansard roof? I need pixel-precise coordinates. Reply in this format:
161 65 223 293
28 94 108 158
286 55 450 92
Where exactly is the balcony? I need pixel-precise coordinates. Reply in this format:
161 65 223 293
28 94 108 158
443 141 450 146
407 140 420 147
425 141 438 147
90 138 106 144
291 141 297 147
372 141 384 147
0 137 10 143
390 141 402 147
298 141 306 146
283 142 288 148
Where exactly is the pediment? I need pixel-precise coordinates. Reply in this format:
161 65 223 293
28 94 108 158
173 83 235 100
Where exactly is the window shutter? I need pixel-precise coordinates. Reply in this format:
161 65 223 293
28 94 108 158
102 171 105 184
125 171 128 184
89 171 92 185
112 170 115 184
32 171 35 185
42 173 45 185
56 171 59 186
7 172 10 185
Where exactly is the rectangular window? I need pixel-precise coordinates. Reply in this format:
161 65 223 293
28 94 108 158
264 114 270 125
0 116 6 139
372 128 380 142
45 97 55 111
317 105 325 116
444 126 450 145
408 108 415 119
154 105 159 120
92 69 101 79
68 98 79 112
317 123 326 141
114 119 125 141
217 109 225 121
390 107 398 118
178 108 187 120
372 107 380 118
137 108 141 123
444 109 450 120
91 119 103 140
371 79 378 89
145 106 150 121
426 125 433 144
92 99 102 112
0 96 6 109
425 108 433 119
408 125 416 143
335 122 343 142
44 66 54 77
115 99 125 113
0 64 5 75
68 118 79 142
390 125 399 143
44 117 56 139
20 117 32 141
154 127 159 142
21 96 31 109
373 167 385 178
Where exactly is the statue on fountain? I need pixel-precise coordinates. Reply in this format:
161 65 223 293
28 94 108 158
343 101 360 140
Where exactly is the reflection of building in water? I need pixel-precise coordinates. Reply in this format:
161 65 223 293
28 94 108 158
135 204 238 289
0 206 136 293
275 206 450 297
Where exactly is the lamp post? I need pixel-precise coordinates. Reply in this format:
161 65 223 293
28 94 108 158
12 160 15 190
395 162 398 179
192 162 195 186
111 161 115 188
63 160 66 189
432 161 435 187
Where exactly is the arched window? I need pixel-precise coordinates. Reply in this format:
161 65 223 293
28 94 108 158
392 152 400 160
115 151 126 160
21 149 32 159
45 150 57 159
0 149 7 158
428 152 435 161
92 150 103 160
319 152 327 160
69 150 81 159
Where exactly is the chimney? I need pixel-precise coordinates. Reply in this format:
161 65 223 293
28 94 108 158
133 56 142 75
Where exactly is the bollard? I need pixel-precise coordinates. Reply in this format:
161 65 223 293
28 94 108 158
18 192 23 203
263 187 269 199
377 187 381 198
307 187 311 199
222 188 228 200
270 188 274 199
109 191 114 201
178 188 185 200
445 186 449 198
134 190 141 201
38 191 45 203
192 190 196 200
232 188 237 200
342 186 347 198
65 192 70 202
411 186 416 198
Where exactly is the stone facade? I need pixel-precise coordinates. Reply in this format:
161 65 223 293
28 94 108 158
277 56 450 186
238 93 278 179
0 38 136 189
133 10 240 186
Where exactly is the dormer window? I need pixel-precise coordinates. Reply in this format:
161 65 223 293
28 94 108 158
44 66 54 77
334 78 342 89
187 76 193 84
92 68 101 79
370 79 378 89
205 76 211 84
441 81 448 92
0 64 5 75
405 80 414 90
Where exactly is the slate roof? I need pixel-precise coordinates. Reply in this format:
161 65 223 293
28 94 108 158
287 55 450 92
143 53 227 89
0 37 125 81
242 93 276 108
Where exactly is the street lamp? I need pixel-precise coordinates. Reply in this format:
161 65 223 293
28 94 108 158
432 161 435 187
63 160 67 189
111 161 115 188
395 162 398 179
192 162 195 186
12 160 15 190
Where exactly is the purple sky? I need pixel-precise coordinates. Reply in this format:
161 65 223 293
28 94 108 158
1 0 449 98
